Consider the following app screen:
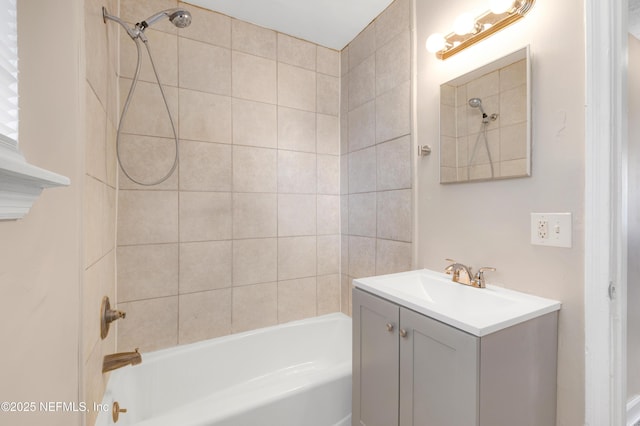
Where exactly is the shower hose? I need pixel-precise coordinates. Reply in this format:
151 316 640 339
116 35 179 186
469 121 495 179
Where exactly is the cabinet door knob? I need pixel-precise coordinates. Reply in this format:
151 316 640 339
386 323 394 332
399 328 408 338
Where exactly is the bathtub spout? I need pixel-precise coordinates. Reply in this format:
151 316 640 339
103 349 142 373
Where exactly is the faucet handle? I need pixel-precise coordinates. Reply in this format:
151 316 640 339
444 258 457 274
474 267 496 288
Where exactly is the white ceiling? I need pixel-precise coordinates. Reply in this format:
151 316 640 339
184 0 395 50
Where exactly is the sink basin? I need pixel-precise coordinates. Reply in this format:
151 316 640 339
353 269 561 336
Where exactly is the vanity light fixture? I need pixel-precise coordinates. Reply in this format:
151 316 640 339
426 0 535 60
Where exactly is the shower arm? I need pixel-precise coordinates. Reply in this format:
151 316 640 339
102 7 147 42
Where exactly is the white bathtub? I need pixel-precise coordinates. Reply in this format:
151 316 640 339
96 313 352 426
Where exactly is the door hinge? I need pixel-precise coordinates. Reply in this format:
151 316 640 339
608 281 616 300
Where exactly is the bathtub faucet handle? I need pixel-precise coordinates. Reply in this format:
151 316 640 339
101 296 126 339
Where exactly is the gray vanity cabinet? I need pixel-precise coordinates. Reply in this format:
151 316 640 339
352 288 558 426
353 288 477 426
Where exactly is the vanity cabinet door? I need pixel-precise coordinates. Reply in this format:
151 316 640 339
353 289 400 426
399 307 479 426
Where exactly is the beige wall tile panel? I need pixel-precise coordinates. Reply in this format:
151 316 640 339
278 277 317 323
348 100 376 152
317 154 340 195
86 86 107 183
231 19 276 59
377 135 412 191
376 239 412 275
376 80 410 143
180 140 232 191
118 296 179 352
317 46 340 77
377 189 412 242
117 243 179 302
349 192 377 238
179 192 232 242
232 98 277 148
317 274 341 315
278 236 317 280
348 24 375 70
317 194 341 235
277 106 316 153
317 114 340 155
278 194 317 237
179 37 231 95
232 238 278 286
178 289 232 344
317 74 340 116
277 33 316 70
277 150 317 193
375 0 411 48
348 147 377 193
348 236 376 278
179 241 232 293
232 282 278 333
232 145 277 193
376 30 410 96
317 234 340 275
179 89 232 143
231 51 277 103
118 190 179 245
349 55 375 110
278 63 317 112
232 193 278 238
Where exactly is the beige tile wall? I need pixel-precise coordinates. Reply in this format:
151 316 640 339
340 0 414 314
83 0 119 424
116 1 342 352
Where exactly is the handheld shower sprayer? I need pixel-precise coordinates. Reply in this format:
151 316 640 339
468 98 486 116
139 8 192 31
468 97 498 123
102 7 192 186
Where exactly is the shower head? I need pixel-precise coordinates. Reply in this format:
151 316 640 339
140 8 192 30
468 97 486 115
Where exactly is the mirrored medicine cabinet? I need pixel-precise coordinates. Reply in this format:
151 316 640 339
439 46 531 184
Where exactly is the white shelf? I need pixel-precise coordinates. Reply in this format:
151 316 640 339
0 135 70 220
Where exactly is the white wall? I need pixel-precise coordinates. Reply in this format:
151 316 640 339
414 0 585 424
628 34 640 400
0 1 84 425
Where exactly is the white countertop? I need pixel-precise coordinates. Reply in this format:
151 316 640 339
353 269 561 337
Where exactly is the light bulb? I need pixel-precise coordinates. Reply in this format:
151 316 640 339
489 0 515 14
453 13 475 36
426 33 446 53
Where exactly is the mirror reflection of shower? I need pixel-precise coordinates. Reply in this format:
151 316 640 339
468 97 498 178
102 8 193 186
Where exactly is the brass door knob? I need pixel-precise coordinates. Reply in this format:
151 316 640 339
399 328 408 338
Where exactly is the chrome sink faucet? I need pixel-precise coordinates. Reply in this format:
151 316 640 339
444 259 496 288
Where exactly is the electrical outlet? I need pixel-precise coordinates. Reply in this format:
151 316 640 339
531 213 572 248
537 219 548 239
